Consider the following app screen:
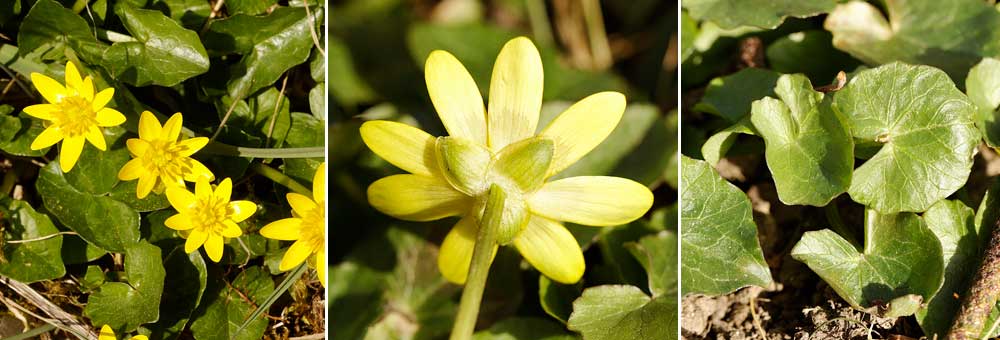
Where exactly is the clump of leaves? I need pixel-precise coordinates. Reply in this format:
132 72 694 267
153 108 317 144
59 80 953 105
682 0 1000 337
0 0 325 339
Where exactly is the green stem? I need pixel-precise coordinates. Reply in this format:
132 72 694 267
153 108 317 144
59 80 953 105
200 142 325 159
450 184 505 340
95 29 136 43
70 0 87 14
863 208 877 254
250 163 312 197
581 0 612 69
1 324 56 340
525 0 554 46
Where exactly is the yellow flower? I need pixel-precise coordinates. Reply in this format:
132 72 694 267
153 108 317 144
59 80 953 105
260 163 326 287
164 178 257 262
117 111 214 198
98 325 147 340
360 37 653 285
24 61 126 172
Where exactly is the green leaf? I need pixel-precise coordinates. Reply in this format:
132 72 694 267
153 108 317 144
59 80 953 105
145 247 208 339
765 30 861 84
683 0 834 29
151 0 211 28
102 4 210 86
694 68 780 123
750 74 853 206
282 112 325 184
594 221 657 288
472 317 578 340
17 0 99 57
190 266 274 340
36 162 140 253
64 127 129 195
0 198 65 283
625 231 678 297
219 7 321 99
1 114 49 158
611 112 677 187
915 200 980 338
218 87 292 147
84 241 166 332
566 285 675 340
60 235 107 265
538 276 579 325
108 180 171 212
825 0 1000 81
329 261 386 340
791 208 944 314
833 63 979 213
225 0 278 16
680 156 772 295
966 58 1000 147
700 118 755 166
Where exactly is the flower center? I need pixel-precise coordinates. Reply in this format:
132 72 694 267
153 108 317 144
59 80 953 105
298 205 325 252
52 95 97 137
192 195 231 235
140 140 190 180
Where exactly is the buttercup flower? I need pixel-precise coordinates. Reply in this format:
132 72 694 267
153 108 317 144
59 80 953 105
164 178 257 262
24 61 126 172
360 37 653 284
98 325 147 340
260 163 326 287
117 111 214 198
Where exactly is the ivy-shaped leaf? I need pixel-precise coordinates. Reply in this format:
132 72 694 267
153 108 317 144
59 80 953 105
190 266 274 340
694 68 780 123
751 73 853 206
17 0 100 57
966 58 1000 147
101 4 210 86
680 156 772 295
84 241 166 332
36 162 140 253
0 198 65 283
791 208 944 315
684 0 835 29
567 285 674 340
833 63 979 213
916 200 981 338
825 0 1000 80
700 118 754 166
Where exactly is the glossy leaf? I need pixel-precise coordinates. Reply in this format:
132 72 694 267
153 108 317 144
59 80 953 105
567 285 675 340
684 0 834 29
84 241 166 332
694 68 780 123
967 58 1000 147
102 4 209 86
0 198 65 283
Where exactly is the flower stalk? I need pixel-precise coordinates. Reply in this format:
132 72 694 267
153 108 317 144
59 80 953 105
450 184 506 340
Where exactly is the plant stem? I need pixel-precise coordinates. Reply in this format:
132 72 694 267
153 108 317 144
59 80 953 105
525 0 554 46
250 163 312 197
70 0 87 14
948 217 1000 339
199 142 325 159
95 29 136 43
449 184 505 340
580 0 612 70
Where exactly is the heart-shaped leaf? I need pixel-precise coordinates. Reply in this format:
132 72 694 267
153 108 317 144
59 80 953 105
84 241 166 332
680 156 772 295
966 58 1000 147
684 0 835 29
0 198 65 283
101 4 210 86
833 63 979 213
751 73 853 206
36 162 140 253
17 0 100 57
915 200 981 338
825 0 1000 80
567 285 675 340
791 208 944 314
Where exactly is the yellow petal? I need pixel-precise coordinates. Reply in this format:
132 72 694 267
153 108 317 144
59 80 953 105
313 163 325 204
165 214 194 231
541 92 627 176
166 186 197 211
286 193 317 216
185 228 208 254
80 76 95 101
23 104 56 120
279 239 314 271
367 174 469 221
182 159 214 182
163 113 183 141
438 217 497 284
95 108 126 127
204 234 224 262
64 61 83 92
137 174 158 199
222 220 243 238
31 73 66 104
98 325 116 340
513 216 584 284
228 200 257 222
92 88 115 111
487 37 543 152
260 218 303 241
126 138 149 156
214 177 232 200
138 111 162 140
85 125 106 151
316 252 326 287
177 137 208 157
59 135 85 172
425 50 487 144
30 127 63 150
118 159 144 180
359 120 438 176
195 177 212 198
131 335 149 340
528 176 653 226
